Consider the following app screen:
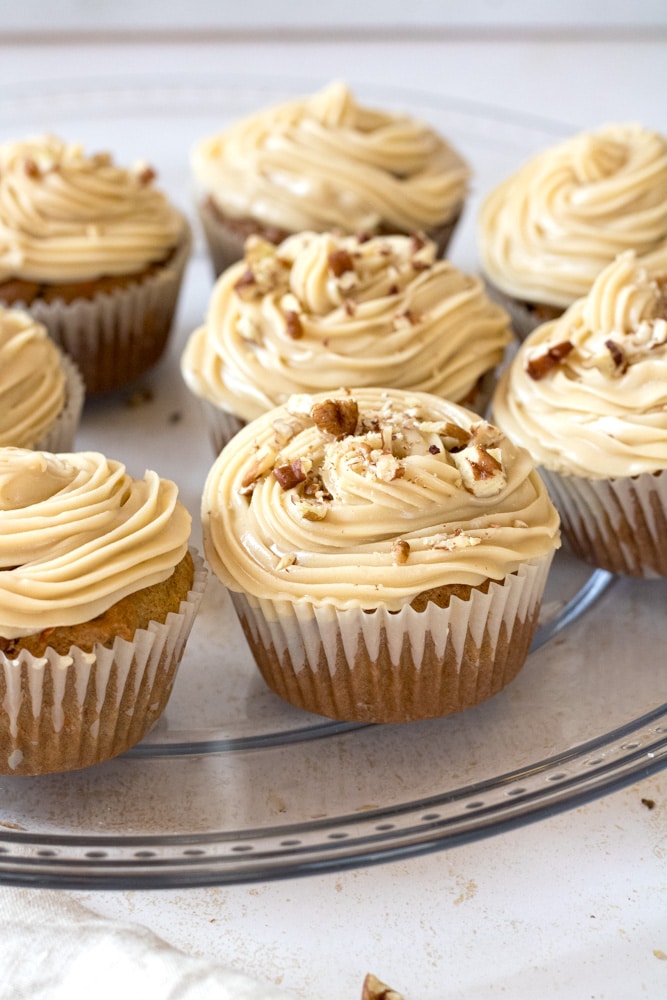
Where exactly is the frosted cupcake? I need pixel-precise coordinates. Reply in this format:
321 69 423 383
202 387 559 723
182 231 512 451
479 123 667 339
192 81 470 276
0 305 84 452
0 134 191 393
0 448 206 775
493 251 667 576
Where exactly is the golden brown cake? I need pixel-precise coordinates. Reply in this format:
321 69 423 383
0 448 206 775
181 230 512 452
191 81 470 276
0 134 191 393
202 387 560 723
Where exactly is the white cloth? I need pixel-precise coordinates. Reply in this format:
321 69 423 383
0 887 294 999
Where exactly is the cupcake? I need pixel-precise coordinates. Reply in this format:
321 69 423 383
0 305 84 452
478 123 667 339
0 134 191 394
202 387 560 723
0 447 206 775
191 81 470 276
492 251 667 576
181 231 512 451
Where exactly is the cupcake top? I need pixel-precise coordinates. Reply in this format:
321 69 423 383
0 448 192 639
191 81 470 235
492 251 667 479
0 306 67 447
0 134 186 284
202 387 560 611
479 123 667 308
181 231 512 421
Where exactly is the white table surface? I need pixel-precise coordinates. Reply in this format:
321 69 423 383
1 29 666 999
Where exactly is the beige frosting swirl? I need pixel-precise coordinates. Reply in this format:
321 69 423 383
0 448 192 638
202 388 560 610
493 252 667 479
479 123 667 308
0 307 66 447
191 81 469 234
182 232 512 421
0 134 186 283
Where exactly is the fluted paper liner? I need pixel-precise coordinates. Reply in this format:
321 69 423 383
34 349 85 453
541 466 667 577
230 553 553 723
17 225 192 395
0 550 207 775
199 397 247 454
483 280 563 343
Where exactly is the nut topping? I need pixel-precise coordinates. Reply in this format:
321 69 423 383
136 164 156 185
391 539 410 565
273 460 308 491
526 340 574 380
311 398 359 439
23 158 40 179
285 310 303 340
605 338 628 374
328 248 355 277
361 973 404 1000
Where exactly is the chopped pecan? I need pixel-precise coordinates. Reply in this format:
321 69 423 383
356 231 371 244
273 460 308 490
410 232 426 253
605 338 628 374
344 299 357 316
23 158 40 179
526 340 574 380
428 444 441 454
391 539 410 565
233 268 257 297
469 448 503 481
328 248 355 277
137 164 156 184
442 422 472 447
361 973 404 1000
311 398 359 439
285 310 303 340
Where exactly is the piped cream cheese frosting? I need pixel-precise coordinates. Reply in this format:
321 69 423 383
0 307 66 447
181 231 512 421
0 134 186 283
202 387 560 610
479 123 667 308
493 251 667 479
191 81 470 235
0 448 192 638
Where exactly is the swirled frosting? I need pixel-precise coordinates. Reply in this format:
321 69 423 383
0 307 66 447
0 449 192 638
479 123 667 308
181 232 512 421
0 134 186 283
202 387 560 610
191 81 469 234
493 252 667 478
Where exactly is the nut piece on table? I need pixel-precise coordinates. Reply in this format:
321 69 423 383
362 972 405 1000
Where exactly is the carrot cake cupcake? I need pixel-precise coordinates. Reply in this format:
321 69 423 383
0 447 206 774
493 251 667 576
192 81 470 275
0 304 83 452
202 387 560 723
479 122 667 339
182 230 511 451
0 134 191 393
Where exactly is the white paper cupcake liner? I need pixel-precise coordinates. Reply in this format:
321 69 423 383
34 349 85 453
229 552 554 723
482 280 564 343
18 225 192 395
540 466 667 577
198 397 247 454
0 550 207 775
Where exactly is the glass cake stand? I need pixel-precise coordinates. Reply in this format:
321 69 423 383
0 77 665 889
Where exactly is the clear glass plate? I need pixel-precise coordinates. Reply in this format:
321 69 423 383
0 77 665 889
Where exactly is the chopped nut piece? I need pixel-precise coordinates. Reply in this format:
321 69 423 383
442 422 472 448
452 444 506 497
328 248 355 277
526 340 574 380
240 446 277 491
391 539 410 565
137 164 156 184
362 973 404 1000
605 338 628 374
374 453 405 482
428 444 441 454
311 398 359 439
233 268 257 297
275 552 297 571
356 231 371 244
410 232 426 253
24 158 40 179
285 310 303 340
344 299 357 316
292 496 329 521
273 460 308 490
